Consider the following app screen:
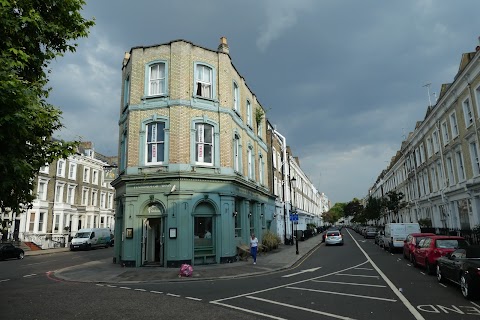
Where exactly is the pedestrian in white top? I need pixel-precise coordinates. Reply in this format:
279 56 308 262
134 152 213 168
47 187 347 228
250 233 258 264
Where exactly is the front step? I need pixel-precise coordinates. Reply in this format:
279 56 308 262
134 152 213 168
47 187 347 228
23 242 42 251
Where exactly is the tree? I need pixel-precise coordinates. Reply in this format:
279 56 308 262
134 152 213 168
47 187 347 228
384 190 405 222
344 198 363 217
363 196 384 222
0 1 94 214
322 203 345 225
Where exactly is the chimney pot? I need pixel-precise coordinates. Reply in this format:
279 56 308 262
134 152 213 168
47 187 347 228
218 36 229 54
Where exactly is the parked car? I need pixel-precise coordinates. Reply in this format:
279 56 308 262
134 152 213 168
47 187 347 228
374 231 384 246
364 227 378 239
403 233 435 262
436 246 480 299
383 223 421 253
412 235 469 275
325 230 344 246
0 243 25 260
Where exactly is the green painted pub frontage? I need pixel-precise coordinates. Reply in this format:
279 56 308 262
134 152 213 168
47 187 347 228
112 175 275 267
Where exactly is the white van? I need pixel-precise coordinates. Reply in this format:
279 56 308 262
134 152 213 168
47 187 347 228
70 228 112 251
382 223 420 252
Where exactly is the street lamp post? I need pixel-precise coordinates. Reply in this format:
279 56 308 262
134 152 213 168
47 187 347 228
290 177 299 255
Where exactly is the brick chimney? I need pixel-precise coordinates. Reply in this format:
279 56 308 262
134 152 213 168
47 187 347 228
218 36 229 54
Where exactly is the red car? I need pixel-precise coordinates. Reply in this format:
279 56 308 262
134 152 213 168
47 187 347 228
412 235 469 275
403 233 435 262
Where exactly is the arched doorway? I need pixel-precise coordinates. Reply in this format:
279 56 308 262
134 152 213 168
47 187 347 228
193 202 216 265
142 203 165 266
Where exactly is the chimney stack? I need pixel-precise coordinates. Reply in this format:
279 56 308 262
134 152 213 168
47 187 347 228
218 36 229 54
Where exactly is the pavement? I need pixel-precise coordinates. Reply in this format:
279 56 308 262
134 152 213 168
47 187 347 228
25 236 322 283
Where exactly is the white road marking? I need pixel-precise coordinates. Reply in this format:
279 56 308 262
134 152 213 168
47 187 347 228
347 229 425 320
166 293 180 297
471 301 480 309
21 261 54 267
247 296 356 320
420 272 425 276
150 291 163 294
119 286 131 290
439 283 447 288
336 273 379 278
287 286 397 302
134 289 146 292
312 280 386 288
107 285 117 288
281 267 321 278
96 284 104 287
23 274 37 278
0 279 10 282
354 267 373 271
186 297 202 301
211 301 287 320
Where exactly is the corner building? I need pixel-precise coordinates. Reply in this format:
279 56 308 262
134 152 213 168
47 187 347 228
112 38 274 267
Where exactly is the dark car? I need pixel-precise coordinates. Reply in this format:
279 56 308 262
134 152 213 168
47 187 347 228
436 246 480 299
364 227 378 239
0 243 25 260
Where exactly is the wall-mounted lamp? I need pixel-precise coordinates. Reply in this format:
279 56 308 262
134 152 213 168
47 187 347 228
260 213 264 219
248 212 252 217
273 214 277 219
233 211 238 217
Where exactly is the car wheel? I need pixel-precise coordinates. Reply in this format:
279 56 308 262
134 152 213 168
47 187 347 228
436 265 445 283
461 274 474 299
426 261 434 275
18 252 24 259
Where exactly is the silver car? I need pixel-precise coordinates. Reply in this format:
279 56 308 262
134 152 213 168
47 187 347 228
325 230 344 246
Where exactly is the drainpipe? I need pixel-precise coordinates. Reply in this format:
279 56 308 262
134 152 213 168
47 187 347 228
273 129 289 244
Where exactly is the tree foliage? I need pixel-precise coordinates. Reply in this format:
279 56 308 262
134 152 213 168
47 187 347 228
323 203 345 225
363 196 384 221
0 0 94 213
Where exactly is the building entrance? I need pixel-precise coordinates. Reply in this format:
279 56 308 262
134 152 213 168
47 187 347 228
142 218 165 266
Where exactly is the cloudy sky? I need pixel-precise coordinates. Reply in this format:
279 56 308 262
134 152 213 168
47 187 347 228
47 0 480 205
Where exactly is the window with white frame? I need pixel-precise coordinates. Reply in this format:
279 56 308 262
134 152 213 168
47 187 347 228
470 141 480 176
82 187 89 205
430 166 437 192
258 121 263 139
55 182 64 203
437 161 444 188
67 185 75 205
423 170 430 194
68 163 77 180
54 214 60 232
426 138 433 158
37 179 47 201
419 143 425 163
432 131 440 153
415 148 420 167
272 147 277 169
463 98 474 127
247 146 254 180
277 152 282 172
195 64 212 99
148 63 166 96
455 150 466 181
57 159 66 177
446 156 455 186
441 120 449 145
108 193 113 209
91 189 98 206
233 133 240 172
450 111 459 138
92 170 98 185
38 211 45 233
83 167 90 183
233 82 239 113
146 122 165 164
100 192 106 209
29 212 35 231
195 123 214 165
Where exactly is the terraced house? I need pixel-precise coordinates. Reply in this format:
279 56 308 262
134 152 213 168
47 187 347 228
112 38 276 267
369 41 480 233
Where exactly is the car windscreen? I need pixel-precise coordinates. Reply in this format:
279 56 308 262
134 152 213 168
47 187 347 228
435 239 469 249
74 232 91 239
